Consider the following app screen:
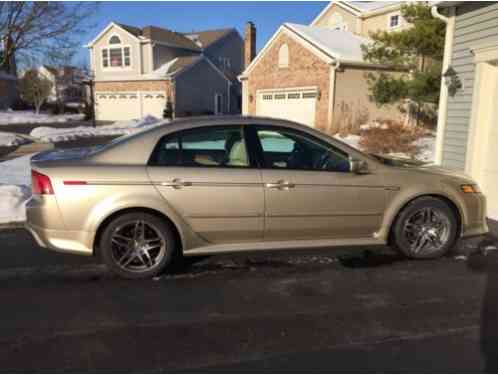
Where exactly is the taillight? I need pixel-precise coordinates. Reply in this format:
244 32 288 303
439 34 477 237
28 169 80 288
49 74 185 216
31 170 54 195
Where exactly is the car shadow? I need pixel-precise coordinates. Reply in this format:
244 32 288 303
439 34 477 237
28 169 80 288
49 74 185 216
466 232 498 373
337 249 405 268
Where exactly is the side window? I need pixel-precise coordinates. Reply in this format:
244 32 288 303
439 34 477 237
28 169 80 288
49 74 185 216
255 127 350 172
150 126 250 168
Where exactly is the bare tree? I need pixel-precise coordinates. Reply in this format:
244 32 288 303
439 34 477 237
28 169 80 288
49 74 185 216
18 70 53 114
0 2 98 73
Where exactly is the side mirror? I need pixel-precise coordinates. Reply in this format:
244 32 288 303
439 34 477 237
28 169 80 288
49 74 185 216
350 158 369 174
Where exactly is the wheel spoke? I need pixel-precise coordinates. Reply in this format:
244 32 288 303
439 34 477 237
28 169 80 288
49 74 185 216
112 235 130 248
133 221 145 241
119 247 137 267
412 233 428 254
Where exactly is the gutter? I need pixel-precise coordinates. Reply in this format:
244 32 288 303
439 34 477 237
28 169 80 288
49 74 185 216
431 5 456 166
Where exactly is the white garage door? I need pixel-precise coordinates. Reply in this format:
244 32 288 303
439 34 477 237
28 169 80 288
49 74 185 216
256 89 317 127
142 92 167 118
95 91 166 121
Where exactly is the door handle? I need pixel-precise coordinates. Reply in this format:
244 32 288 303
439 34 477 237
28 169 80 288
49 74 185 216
160 179 192 189
265 180 295 190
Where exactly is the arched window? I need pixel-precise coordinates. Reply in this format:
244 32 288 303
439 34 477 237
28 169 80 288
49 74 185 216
278 44 289 68
102 34 131 68
109 35 121 44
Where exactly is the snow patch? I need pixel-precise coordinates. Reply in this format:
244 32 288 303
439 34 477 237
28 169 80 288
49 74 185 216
0 154 33 224
0 132 31 147
0 110 84 125
30 115 163 142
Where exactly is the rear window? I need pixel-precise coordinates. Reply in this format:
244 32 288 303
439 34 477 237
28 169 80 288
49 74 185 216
148 126 250 168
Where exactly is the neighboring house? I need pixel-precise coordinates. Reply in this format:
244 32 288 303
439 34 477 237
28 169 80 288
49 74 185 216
239 1 420 134
85 22 244 121
0 71 17 109
433 1 498 220
37 65 86 105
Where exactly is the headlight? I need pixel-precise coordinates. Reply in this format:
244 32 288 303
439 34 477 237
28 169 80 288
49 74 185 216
460 184 481 194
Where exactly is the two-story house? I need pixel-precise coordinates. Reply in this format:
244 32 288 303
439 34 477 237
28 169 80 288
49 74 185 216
86 22 244 121
239 1 417 135
37 65 86 105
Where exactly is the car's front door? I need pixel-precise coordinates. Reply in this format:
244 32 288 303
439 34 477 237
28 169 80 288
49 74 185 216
147 125 264 244
250 126 387 241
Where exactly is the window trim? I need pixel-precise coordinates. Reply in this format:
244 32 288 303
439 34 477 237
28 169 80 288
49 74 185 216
100 36 133 71
248 125 352 173
148 125 256 169
387 12 402 30
278 43 289 69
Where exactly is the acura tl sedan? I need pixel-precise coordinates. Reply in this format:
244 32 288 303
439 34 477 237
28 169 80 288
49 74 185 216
25 116 488 279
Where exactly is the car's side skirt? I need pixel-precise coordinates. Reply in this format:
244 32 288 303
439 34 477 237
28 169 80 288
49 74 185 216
184 237 386 256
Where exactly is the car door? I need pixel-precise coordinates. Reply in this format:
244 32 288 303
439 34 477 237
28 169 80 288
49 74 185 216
147 125 264 244
250 125 387 241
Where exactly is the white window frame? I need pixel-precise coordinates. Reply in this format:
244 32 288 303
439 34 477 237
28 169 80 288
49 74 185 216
214 93 223 115
387 12 402 30
100 33 133 71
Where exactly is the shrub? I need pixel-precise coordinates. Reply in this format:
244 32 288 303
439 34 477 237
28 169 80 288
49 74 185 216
359 120 427 158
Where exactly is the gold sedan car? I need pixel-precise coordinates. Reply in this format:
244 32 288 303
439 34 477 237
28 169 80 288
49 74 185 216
25 116 488 279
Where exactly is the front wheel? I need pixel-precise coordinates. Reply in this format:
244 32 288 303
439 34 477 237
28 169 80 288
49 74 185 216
391 197 458 259
100 212 177 279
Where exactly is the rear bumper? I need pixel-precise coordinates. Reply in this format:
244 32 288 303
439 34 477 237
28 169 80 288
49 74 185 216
25 222 94 256
25 196 94 256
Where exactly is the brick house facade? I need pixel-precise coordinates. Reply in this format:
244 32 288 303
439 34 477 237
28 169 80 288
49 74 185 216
246 33 331 133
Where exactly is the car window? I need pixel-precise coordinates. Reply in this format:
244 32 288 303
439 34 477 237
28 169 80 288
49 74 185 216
150 126 250 168
255 127 350 172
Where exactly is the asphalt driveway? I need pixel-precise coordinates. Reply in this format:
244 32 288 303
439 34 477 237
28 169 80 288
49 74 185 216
0 225 496 372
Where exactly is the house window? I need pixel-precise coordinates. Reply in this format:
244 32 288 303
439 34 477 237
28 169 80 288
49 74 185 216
214 93 223 114
101 35 131 69
278 44 289 68
389 14 401 29
218 57 231 69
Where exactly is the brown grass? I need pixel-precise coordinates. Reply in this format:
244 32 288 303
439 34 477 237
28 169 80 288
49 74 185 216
359 120 427 158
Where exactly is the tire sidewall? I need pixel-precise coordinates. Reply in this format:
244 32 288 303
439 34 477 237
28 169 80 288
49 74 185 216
100 212 177 279
393 197 458 259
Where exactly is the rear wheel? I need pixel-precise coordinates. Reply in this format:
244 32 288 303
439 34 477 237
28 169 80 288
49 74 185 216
100 212 177 279
392 197 458 259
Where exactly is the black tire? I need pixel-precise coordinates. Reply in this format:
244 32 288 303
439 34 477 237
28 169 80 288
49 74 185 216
100 212 178 279
391 197 458 259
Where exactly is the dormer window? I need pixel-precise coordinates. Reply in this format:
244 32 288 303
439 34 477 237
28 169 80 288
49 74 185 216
101 34 131 69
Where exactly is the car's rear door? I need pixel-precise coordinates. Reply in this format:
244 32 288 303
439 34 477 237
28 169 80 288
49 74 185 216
147 125 264 244
249 125 387 241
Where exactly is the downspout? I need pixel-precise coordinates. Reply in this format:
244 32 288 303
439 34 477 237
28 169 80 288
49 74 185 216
327 60 340 134
431 5 455 165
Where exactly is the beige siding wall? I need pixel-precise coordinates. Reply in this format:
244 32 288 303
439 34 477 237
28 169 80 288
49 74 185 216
313 4 359 33
333 66 403 131
361 10 410 36
245 32 331 133
442 2 498 170
92 25 142 80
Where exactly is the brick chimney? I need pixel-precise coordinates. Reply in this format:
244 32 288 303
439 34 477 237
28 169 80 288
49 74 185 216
244 22 256 69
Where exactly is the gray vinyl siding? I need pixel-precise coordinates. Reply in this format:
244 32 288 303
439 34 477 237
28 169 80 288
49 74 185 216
203 31 244 76
0 79 18 109
174 59 231 116
442 1 498 170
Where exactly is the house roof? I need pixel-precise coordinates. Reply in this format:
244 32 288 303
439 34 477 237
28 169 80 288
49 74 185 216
285 23 371 64
344 1 400 13
142 26 201 51
86 21 233 51
183 28 234 49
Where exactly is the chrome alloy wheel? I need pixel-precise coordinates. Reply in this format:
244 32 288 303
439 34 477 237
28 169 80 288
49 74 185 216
402 207 451 257
110 220 167 273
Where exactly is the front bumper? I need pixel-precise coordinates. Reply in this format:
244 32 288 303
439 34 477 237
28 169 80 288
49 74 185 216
461 192 488 238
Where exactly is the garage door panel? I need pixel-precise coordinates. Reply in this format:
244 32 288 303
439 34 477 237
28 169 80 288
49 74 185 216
142 92 166 118
95 91 166 121
256 89 317 128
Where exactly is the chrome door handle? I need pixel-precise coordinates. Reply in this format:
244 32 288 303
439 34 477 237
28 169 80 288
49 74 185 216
160 179 192 189
265 180 295 190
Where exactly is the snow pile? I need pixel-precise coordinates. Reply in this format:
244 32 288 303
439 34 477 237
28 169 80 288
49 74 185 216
30 115 163 143
0 132 31 147
334 133 436 163
0 110 84 125
0 154 32 224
